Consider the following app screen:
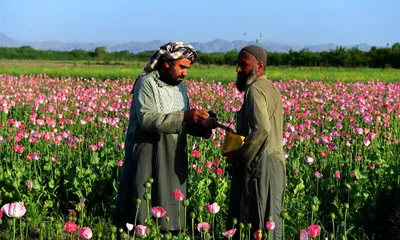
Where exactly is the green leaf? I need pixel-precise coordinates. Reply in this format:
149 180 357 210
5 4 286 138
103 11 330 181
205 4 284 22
293 179 305 195
363 193 369 199
354 169 367 180
48 179 55 189
91 151 100 165
313 196 321 206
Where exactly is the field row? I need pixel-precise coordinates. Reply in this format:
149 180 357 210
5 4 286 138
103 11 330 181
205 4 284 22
0 64 399 83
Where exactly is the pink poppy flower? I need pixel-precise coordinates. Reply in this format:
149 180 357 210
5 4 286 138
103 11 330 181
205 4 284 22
151 206 166 218
222 228 237 237
173 189 185 201
78 227 93 239
205 202 220 214
307 224 321 238
197 222 210 232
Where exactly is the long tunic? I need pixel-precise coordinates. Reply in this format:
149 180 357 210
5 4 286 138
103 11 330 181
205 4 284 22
114 70 211 231
226 75 286 239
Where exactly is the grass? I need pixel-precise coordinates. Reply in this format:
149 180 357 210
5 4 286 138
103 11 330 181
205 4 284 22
0 62 399 83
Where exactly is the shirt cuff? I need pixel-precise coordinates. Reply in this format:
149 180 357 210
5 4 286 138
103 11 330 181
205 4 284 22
175 111 185 133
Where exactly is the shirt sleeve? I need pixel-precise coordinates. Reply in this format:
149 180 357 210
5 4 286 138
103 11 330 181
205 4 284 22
134 77 184 134
237 86 271 166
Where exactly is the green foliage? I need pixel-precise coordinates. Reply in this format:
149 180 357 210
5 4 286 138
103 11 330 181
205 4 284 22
94 46 107 60
1 43 400 68
1 65 400 84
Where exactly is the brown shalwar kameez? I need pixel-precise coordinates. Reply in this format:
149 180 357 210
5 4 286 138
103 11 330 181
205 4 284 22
227 75 286 240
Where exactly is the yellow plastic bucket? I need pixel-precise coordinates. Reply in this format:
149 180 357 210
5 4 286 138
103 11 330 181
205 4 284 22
221 130 245 154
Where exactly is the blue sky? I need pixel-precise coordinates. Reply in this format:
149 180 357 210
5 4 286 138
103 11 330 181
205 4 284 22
1 0 398 46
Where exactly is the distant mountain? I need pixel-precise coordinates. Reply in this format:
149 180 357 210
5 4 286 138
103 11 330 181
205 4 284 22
0 33 375 53
0 33 17 47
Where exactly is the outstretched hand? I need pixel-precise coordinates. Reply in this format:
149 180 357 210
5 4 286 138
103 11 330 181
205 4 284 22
183 109 209 123
197 110 219 129
199 117 219 129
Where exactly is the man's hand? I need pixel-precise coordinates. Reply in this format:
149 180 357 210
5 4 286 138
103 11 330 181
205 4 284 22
224 150 238 166
207 111 217 118
183 109 209 123
199 117 219 129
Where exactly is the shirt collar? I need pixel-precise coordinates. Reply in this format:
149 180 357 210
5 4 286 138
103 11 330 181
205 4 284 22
151 70 178 88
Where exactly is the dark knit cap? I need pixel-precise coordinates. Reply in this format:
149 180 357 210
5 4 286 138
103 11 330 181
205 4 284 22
240 45 267 65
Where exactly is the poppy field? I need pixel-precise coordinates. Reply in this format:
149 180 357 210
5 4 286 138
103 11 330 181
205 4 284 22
0 72 399 239
1 64 400 83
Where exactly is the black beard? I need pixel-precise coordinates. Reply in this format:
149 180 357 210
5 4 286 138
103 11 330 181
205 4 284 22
235 74 248 92
235 66 258 92
165 78 181 86
160 67 183 86
160 69 183 86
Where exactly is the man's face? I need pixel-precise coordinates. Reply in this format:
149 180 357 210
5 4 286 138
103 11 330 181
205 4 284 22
235 51 259 92
165 58 191 86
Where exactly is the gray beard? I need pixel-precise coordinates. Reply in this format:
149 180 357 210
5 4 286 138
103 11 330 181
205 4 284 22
235 66 258 92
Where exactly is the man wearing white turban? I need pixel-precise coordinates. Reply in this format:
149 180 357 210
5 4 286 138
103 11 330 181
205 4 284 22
114 42 218 234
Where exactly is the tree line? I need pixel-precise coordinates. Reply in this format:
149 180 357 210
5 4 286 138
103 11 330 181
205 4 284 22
0 43 399 68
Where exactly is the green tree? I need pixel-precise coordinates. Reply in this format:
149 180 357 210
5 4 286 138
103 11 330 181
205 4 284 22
94 46 107 60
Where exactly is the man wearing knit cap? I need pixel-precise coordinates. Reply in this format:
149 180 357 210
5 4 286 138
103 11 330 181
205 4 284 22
225 45 286 239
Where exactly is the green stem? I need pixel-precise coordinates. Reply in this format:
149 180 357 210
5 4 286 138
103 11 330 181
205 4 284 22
146 199 150 222
212 215 215 240
297 213 300 230
168 218 170 234
184 206 187 234
332 218 335 239
344 208 347 238
20 218 23 240
156 218 159 239
25 222 29 239
311 210 314 225
34 160 38 181
13 218 16 240
133 203 140 239
29 162 32 185
81 207 85 228
149 186 152 199
178 202 181 234
192 216 194 240
79 145 83 170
